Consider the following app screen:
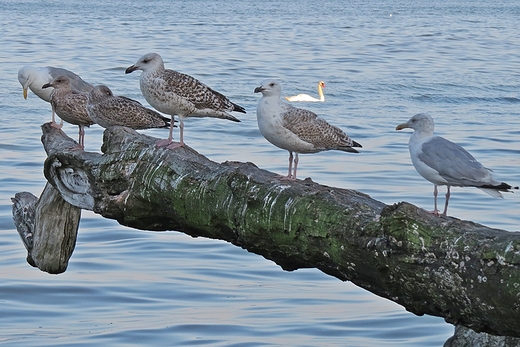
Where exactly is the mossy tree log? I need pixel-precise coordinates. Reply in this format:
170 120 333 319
35 123 520 337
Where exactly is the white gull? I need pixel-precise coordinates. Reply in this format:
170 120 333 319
254 79 361 180
18 65 93 103
125 52 246 149
396 113 517 216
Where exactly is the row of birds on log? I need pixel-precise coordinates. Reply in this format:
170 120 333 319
17 52 517 216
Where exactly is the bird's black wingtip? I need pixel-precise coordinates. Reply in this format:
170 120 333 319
233 103 247 114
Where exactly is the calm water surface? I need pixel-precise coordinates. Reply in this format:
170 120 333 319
1 0 520 345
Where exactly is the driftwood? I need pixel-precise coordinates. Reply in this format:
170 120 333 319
445 326 520 347
11 123 520 342
12 183 80 274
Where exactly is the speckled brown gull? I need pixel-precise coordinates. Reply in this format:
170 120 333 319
86 85 171 130
254 79 361 180
18 65 93 103
42 76 94 150
396 113 518 216
125 52 246 149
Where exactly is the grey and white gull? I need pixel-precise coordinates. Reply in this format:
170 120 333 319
285 81 326 102
125 52 246 149
254 79 361 180
86 84 171 130
18 65 93 103
396 113 517 216
42 76 94 150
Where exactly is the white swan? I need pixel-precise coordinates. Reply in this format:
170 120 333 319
285 81 325 102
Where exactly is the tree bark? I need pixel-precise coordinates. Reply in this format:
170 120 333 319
17 123 520 337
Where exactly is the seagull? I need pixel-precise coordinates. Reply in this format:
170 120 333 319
125 52 246 149
396 113 518 216
254 79 361 180
18 65 93 103
42 76 94 150
86 84 171 130
285 81 326 102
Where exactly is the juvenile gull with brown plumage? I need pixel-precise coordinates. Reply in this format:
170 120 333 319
254 79 361 180
86 85 170 130
396 113 518 216
125 52 246 148
42 76 94 150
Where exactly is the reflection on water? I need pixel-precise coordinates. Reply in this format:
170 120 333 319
2 0 520 345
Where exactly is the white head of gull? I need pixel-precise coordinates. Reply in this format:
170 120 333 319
125 52 246 149
396 113 518 216
254 79 361 180
18 65 93 103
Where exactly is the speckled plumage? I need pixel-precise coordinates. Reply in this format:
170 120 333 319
254 79 361 180
18 65 93 103
86 84 170 130
42 76 94 150
125 52 246 148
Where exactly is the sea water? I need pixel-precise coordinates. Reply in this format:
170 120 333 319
1 0 519 345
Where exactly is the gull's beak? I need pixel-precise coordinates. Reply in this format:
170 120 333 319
23 87 28 99
396 122 409 131
125 65 138 74
254 86 264 93
42 82 52 89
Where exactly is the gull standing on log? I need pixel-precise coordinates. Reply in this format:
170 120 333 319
254 79 361 180
125 53 246 149
18 65 93 103
396 113 517 216
285 81 326 102
42 76 94 150
86 85 171 130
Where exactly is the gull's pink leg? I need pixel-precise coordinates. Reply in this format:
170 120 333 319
430 185 440 216
50 107 63 129
442 186 451 216
156 115 181 149
70 125 85 151
280 151 296 181
167 117 185 149
293 153 299 179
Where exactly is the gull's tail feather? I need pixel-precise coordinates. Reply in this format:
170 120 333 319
478 182 519 198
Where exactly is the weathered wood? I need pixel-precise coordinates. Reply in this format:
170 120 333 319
11 191 38 267
11 182 80 274
34 123 520 336
445 326 520 347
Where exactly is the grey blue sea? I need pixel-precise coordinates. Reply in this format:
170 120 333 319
1 0 519 345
